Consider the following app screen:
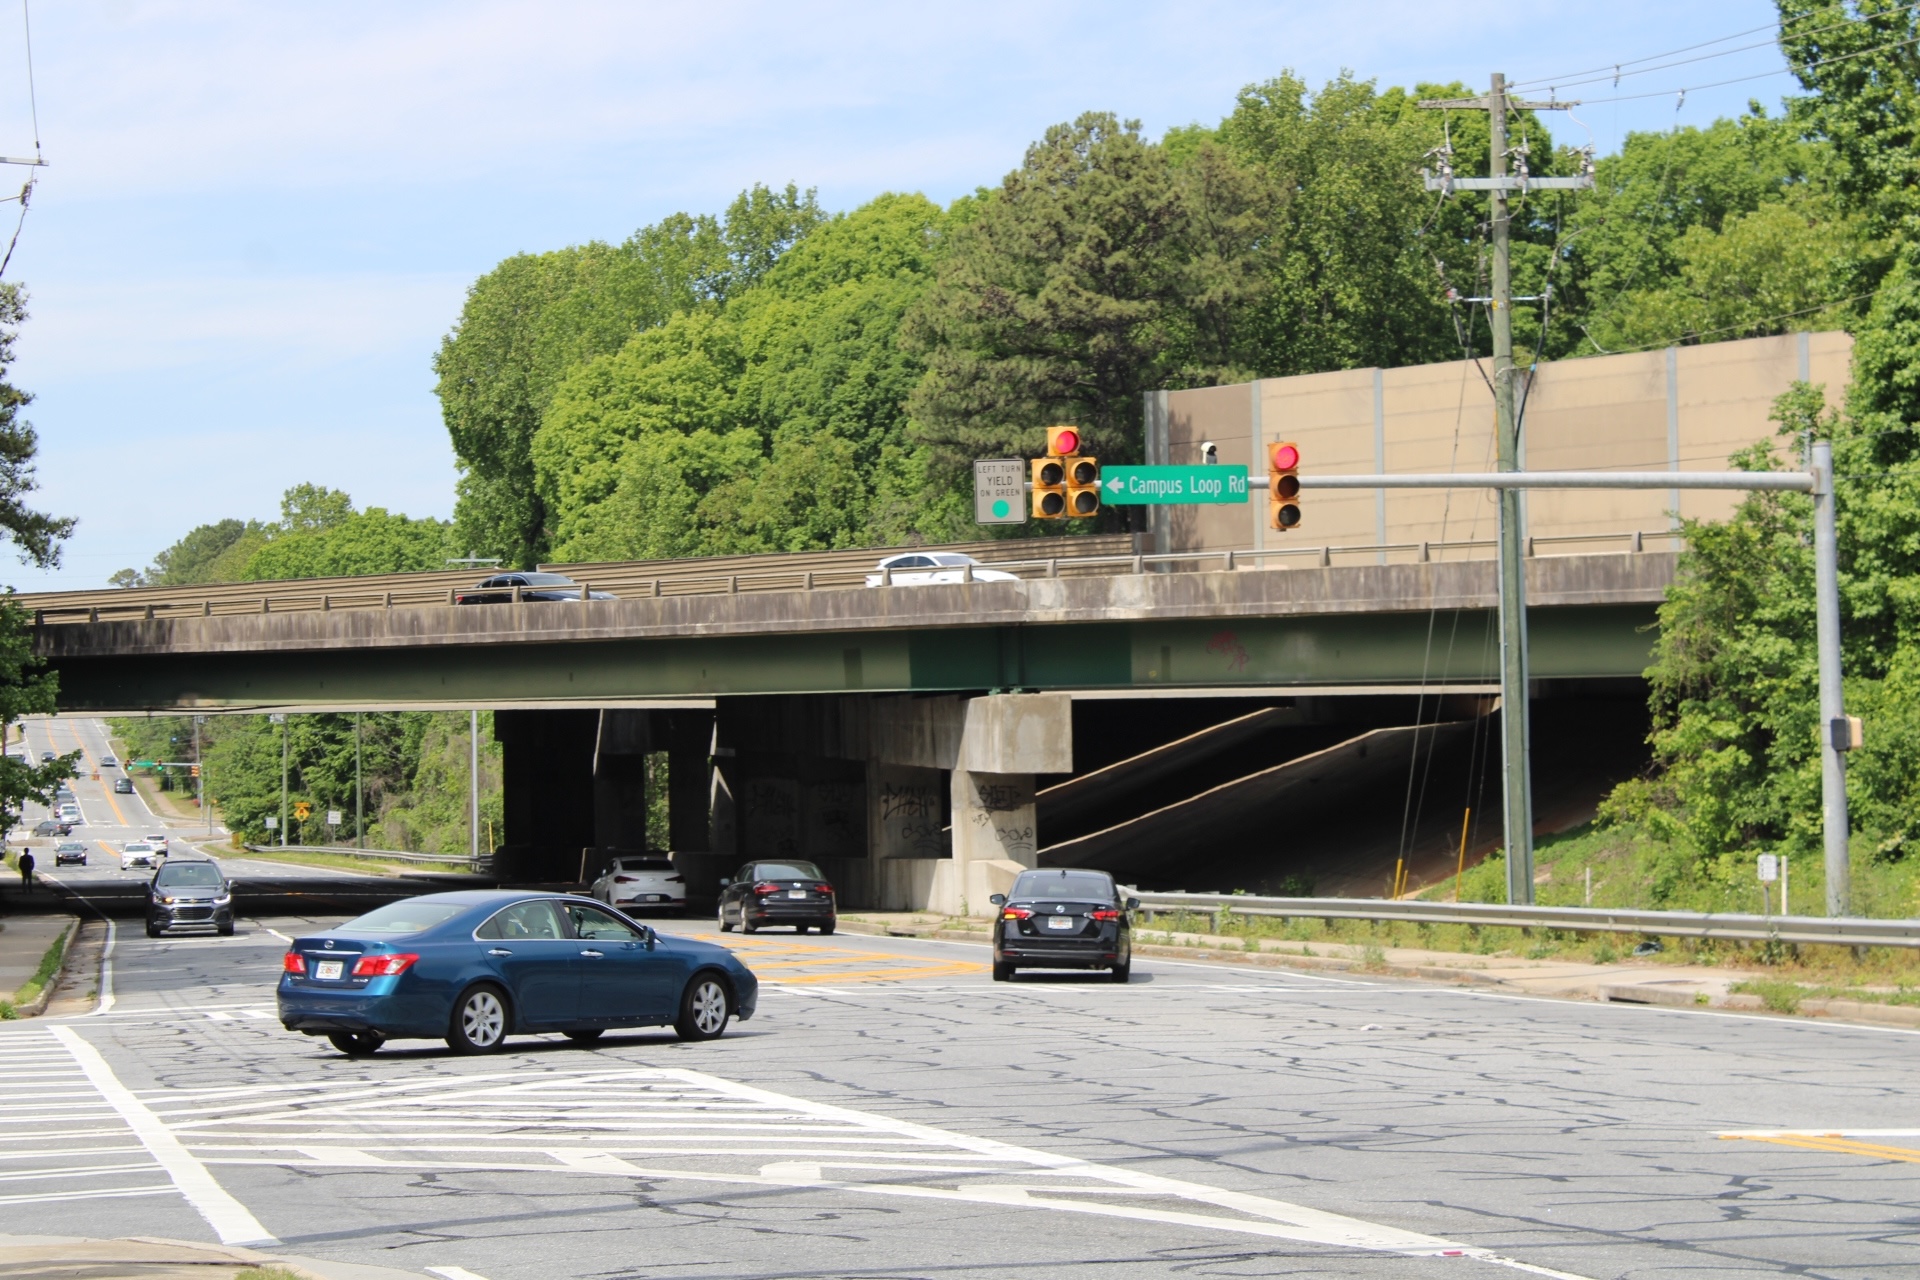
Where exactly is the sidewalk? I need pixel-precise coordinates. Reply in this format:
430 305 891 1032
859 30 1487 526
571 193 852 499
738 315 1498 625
834 912 1920 1028
0 1234 427 1278
0 911 74 1010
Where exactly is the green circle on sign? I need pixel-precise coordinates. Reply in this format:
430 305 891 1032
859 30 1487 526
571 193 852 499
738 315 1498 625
992 499 1010 517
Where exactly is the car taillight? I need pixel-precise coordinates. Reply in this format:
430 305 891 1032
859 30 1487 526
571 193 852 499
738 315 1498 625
818 884 834 896
1002 907 1033 920
1090 909 1121 921
752 881 780 896
613 875 637 883
282 952 306 975
352 953 419 977
665 875 683 882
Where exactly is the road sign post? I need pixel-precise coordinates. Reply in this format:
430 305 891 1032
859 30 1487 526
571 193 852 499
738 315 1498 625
1100 465 1249 505
973 459 1026 524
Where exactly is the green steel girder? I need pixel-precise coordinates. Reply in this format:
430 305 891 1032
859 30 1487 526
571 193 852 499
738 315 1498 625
46 604 1656 713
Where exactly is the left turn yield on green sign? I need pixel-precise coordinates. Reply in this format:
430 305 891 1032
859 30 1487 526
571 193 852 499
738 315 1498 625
974 458 1027 523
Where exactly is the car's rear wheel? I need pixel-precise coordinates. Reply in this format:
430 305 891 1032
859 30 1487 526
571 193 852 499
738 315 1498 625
741 913 758 934
674 974 732 1041
717 902 733 932
327 1031 384 1056
819 922 835 936
565 1029 604 1045
795 924 809 934
447 984 509 1054
992 960 1014 981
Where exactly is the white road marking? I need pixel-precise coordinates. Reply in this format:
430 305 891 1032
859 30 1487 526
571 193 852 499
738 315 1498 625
425 1268 494 1280
48 1025 279 1247
156 1062 1593 1275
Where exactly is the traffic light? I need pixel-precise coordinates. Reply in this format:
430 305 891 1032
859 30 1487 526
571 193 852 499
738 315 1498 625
1031 456 1067 518
1268 441 1301 531
1035 425 1098 519
189 764 200 777
1067 455 1101 516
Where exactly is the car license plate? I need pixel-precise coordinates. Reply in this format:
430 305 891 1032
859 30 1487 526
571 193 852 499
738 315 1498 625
1047 917 1076 930
787 890 807 899
315 960 344 980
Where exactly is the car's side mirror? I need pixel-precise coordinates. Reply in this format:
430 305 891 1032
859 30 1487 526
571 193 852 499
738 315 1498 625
1126 897 1140 911
717 877 731 888
644 928 656 950
989 894 1006 906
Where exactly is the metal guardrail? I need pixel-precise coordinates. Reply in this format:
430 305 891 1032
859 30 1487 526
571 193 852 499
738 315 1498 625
25 528 1679 626
1127 890 1920 949
242 843 489 871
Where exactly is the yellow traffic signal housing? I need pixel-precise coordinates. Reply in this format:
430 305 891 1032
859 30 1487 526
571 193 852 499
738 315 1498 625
1066 455 1100 516
1045 425 1083 457
1268 441 1301 531
1032 456 1068 518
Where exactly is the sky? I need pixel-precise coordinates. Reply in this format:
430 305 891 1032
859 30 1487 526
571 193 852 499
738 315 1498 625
0 0 1795 591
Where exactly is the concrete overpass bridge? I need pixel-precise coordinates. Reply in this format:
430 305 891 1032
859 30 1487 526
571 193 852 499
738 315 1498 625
24 542 1672 911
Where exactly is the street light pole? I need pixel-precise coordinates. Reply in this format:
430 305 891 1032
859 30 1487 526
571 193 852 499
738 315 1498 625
270 713 288 847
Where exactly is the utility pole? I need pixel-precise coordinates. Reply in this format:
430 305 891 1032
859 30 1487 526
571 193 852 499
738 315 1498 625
270 712 288 846
470 709 481 862
355 712 364 851
1812 440 1852 913
1420 76 1591 904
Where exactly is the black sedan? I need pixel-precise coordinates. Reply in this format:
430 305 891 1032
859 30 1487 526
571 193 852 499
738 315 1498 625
454 572 616 604
31 820 69 837
717 860 837 934
990 867 1138 983
147 857 235 937
278 891 759 1056
53 840 88 866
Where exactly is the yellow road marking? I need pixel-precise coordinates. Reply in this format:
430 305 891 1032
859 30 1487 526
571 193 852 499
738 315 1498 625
49 718 131 827
690 931 985 983
1724 1134 1920 1164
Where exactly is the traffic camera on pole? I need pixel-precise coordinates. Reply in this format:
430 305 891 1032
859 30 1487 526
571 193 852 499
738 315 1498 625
1268 441 1301 531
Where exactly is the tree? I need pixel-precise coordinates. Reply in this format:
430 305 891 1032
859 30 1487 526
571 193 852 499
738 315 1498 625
0 282 77 833
903 113 1254 509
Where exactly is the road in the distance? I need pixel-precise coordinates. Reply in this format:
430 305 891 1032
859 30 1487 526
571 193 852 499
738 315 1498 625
3 894 1916 1279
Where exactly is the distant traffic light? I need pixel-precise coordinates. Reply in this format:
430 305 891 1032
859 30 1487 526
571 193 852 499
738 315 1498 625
190 764 201 777
1031 456 1068 518
1067 455 1100 516
1268 441 1301 531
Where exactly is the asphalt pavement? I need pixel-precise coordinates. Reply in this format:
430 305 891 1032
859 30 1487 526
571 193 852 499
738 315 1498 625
2 718 1916 1278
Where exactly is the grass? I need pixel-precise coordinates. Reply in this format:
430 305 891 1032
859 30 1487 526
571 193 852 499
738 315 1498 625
233 846 439 876
0 923 71 1018
236 1269 309 1280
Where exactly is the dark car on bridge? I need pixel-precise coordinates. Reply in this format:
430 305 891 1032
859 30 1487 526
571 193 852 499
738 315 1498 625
716 861 836 934
453 572 616 605
277 891 758 1057
147 857 235 937
990 868 1138 983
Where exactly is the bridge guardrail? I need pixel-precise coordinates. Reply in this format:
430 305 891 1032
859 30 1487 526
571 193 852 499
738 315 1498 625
242 843 490 872
27 527 1682 626
1126 889 1920 949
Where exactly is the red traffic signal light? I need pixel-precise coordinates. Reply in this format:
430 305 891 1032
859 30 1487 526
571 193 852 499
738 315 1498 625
1046 426 1081 456
1269 441 1301 531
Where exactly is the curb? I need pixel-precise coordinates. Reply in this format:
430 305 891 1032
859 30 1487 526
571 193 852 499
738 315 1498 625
0 1234 425 1279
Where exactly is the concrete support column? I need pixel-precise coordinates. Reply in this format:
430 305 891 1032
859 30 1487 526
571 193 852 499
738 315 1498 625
938 769 1036 915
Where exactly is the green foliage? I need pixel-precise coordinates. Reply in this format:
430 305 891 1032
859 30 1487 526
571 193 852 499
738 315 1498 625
534 193 953 561
118 486 452 587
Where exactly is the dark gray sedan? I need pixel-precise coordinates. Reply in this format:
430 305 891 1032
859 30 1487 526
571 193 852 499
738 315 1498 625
990 867 1137 983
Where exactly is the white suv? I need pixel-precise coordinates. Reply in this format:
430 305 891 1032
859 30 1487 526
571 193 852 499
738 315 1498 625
120 841 159 870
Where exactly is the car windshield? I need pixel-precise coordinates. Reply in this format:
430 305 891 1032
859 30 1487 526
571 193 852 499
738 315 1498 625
752 861 824 880
55 842 83 852
155 863 223 887
340 900 470 935
1012 870 1114 901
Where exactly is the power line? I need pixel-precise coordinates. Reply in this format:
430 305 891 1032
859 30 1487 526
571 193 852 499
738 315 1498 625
1572 29 1920 107
21 0 38 158
1508 2 1920 92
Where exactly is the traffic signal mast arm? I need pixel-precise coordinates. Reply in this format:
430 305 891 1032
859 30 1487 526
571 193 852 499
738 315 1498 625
1283 470 1815 491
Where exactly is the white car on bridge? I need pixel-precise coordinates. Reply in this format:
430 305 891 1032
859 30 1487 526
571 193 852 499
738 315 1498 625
865 553 1018 587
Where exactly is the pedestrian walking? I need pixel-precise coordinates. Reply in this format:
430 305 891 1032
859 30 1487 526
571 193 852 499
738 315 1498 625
16 848 33 892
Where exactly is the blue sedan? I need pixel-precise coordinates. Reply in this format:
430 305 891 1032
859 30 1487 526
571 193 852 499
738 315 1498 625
277 891 759 1056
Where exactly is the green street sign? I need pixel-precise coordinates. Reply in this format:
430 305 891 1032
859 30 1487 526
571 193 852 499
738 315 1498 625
1100 465 1249 505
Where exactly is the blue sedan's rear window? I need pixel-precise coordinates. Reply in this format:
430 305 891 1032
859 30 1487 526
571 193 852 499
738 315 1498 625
341 901 469 934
